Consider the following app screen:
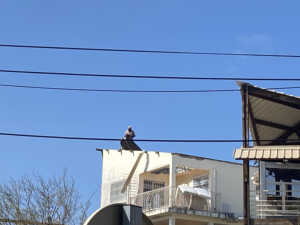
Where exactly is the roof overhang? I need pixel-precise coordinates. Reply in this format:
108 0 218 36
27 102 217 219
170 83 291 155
237 82 300 146
234 145 300 160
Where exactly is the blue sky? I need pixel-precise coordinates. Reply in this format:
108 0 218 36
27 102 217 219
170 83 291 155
1 0 300 214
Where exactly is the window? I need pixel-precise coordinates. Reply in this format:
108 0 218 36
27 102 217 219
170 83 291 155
265 168 300 198
292 179 300 198
193 174 209 190
143 180 165 210
110 180 126 203
265 169 276 195
143 180 165 192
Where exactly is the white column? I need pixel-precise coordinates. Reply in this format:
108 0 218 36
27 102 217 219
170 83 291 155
209 168 216 210
169 156 176 207
169 216 175 225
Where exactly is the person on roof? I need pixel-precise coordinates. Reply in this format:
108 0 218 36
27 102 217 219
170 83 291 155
124 126 135 140
120 126 141 151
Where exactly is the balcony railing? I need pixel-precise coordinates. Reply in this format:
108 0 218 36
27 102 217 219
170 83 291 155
252 181 300 218
128 186 220 215
128 186 171 214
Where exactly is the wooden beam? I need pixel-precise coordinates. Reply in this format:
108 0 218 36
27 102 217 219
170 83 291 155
248 91 300 110
241 83 250 225
121 152 144 193
255 119 291 130
271 121 300 145
246 85 300 111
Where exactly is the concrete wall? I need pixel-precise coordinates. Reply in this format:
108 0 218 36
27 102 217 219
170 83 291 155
101 149 172 207
100 149 257 217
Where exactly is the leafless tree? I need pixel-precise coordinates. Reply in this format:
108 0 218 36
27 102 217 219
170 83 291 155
0 171 91 225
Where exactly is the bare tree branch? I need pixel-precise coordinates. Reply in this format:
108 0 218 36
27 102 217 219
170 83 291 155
0 171 91 225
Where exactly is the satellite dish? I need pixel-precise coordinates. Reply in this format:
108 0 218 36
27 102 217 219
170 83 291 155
83 204 153 225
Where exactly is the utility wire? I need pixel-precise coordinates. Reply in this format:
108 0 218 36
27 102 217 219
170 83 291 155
0 83 239 93
0 43 300 58
1 83 300 93
0 131 299 143
1 69 300 81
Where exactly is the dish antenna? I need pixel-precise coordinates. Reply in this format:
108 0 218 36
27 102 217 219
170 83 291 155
83 204 153 225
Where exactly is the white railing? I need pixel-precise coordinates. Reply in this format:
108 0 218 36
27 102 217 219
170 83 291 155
128 186 221 215
128 186 171 214
252 181 300 218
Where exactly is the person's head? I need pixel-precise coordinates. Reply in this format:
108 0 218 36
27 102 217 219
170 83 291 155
128 126 132 131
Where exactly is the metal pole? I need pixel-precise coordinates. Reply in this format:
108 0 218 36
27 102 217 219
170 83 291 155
242 84 250 225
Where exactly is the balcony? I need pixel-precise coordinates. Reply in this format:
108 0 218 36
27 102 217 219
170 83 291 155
127 186 234 219
252 181 300 218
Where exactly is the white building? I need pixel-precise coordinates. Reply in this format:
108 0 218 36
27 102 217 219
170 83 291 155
99 149 256 225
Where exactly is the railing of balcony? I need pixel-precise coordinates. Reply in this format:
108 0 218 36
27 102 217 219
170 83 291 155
251 181 300 218
128 186 221 215
128 186 171 214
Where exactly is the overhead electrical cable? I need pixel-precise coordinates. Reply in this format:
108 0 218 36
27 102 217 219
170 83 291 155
0 83 239 93
0 43 300 58
0 131 299 143
1 69 300 81
1 83 300 93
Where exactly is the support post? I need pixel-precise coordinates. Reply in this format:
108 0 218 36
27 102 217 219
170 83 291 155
243 159 250 224
242 84 251 225
169 157 176 207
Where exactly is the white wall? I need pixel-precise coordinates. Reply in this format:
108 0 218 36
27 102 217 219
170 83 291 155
100 149 257 217
173 154 257 217
101 149 172 207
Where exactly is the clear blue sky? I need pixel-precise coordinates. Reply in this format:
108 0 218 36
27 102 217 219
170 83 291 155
1 0 300 214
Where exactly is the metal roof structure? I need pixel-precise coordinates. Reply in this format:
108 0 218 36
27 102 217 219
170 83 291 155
237 82 300 146
233 83 300 224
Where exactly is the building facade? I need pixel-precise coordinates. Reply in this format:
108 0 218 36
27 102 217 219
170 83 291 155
233 82 300 225
99 149 256 225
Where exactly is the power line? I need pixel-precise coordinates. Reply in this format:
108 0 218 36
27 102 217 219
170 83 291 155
1 83 300 93
0 43 300 58
0 131 299 143
0 83 239 93
1 69 300 81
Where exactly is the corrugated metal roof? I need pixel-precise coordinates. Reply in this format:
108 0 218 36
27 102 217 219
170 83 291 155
237 82 300 146
234 145 300 160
